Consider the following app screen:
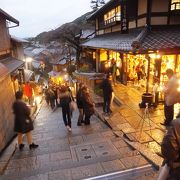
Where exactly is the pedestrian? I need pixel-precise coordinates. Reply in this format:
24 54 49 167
24 82 33 105
59 85 72 131
76 82 84 126
44 86 50 105
100 73 113 115
49 86 56 110
159 118 180 179
135 63 143 82
161 69 178 126
12 91 38 151
81 86 95 125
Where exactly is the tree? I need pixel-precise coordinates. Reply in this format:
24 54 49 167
90 0 106 10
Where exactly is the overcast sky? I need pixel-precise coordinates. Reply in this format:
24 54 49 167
1 0 96 38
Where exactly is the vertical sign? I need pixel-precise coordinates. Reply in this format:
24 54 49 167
121 0 128 34
18 69 25 84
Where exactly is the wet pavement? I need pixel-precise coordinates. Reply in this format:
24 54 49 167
0 101 158 180
95 82 180 168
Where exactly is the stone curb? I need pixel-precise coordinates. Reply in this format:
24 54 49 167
94 107 163 170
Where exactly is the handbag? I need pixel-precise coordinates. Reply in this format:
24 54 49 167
70 101 77 111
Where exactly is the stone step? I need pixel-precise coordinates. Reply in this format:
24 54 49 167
2 153 148 180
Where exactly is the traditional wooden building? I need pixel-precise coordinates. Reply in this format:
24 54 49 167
82 0 180 103
0 8 25 152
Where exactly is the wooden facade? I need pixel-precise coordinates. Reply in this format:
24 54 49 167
0 9 23 152
82 0 180 104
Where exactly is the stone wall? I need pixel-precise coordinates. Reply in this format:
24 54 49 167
0 75 15 152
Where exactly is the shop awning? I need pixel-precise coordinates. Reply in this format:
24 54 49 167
24 69 34 82
0 57 24 73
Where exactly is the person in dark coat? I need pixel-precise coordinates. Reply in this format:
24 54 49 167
160 118 180 179
49 86 56 110
59 85 72 131
82 86 95 125
44 86 50 105
76 82 84 126
100 73 113 114
12 91 38 150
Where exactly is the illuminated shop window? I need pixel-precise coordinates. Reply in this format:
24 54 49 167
171 0 180 10
104 6 121 25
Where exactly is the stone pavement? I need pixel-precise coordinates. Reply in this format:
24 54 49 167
0 101 158 180
95 82 180 168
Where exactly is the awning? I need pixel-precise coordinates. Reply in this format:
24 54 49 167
24 69 34 82
0 57 24 73
0 8 19 25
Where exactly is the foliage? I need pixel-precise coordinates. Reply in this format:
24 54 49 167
94 86 103 97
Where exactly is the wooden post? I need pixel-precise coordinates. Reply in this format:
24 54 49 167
146 55 150 93
96 49 99 72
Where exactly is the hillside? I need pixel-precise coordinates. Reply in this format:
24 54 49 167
35 11 95 43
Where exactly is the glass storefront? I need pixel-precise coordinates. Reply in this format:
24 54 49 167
124 53 180 102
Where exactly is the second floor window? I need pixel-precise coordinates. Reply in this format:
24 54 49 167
104 6 121 25
171 0 180 10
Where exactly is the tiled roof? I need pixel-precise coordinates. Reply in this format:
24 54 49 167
141 26 180 51
0 57 24 73
82 29 141 51
82 26 180 52
11 36 29 43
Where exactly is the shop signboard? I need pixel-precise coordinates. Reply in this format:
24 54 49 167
121 0 128 34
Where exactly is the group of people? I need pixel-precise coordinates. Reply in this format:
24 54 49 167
43 82 95 130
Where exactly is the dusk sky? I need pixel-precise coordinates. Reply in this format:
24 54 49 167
1 0 105 38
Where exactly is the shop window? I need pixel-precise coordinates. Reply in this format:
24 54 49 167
171 0 180 10
104 6 121 26
100 49 107 61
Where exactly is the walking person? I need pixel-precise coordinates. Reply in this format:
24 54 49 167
161 69 178 126
82 86 95 125
76 83 84 126
49 86 56 110
44 86 50 105
59 85 72 131
100 73 113 115
12 91 38 151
